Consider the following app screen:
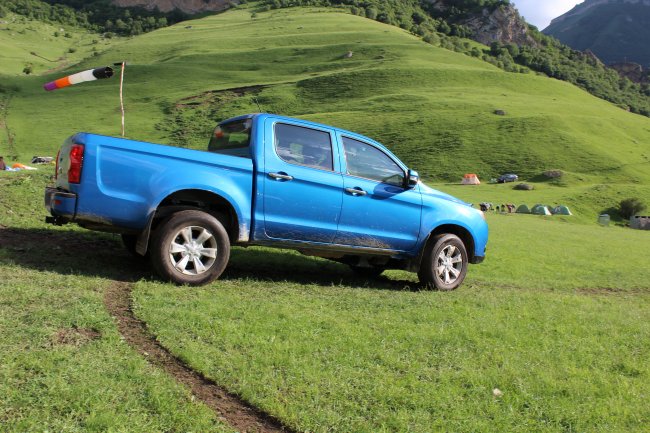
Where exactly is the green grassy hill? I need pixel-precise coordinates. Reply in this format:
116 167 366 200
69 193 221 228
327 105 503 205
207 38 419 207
1 5 649 220
0 12 117 76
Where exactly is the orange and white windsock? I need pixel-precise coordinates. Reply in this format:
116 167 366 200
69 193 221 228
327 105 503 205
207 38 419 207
43 66 114 91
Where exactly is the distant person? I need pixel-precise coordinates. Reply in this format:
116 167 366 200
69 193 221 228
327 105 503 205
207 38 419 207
0 156 7 171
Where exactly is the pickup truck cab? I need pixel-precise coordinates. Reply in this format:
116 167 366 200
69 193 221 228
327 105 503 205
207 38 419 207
45 113 487 290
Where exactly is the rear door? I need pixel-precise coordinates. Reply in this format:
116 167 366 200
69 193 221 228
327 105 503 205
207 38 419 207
334 135 422 251
262 119 344 243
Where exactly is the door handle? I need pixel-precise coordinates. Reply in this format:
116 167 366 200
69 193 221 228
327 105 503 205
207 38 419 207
345 187 367 196
269 172 294 181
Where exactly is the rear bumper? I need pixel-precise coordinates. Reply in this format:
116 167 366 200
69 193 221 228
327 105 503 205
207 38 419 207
44 187 77 224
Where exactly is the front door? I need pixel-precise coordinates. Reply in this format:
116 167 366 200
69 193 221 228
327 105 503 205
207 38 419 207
334 136 422 251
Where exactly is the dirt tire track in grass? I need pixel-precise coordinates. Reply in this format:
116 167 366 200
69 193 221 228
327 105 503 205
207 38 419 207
104 281 292 433
0 95 18 158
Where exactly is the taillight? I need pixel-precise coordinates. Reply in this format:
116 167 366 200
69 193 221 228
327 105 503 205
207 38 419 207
68 144 84 184
54 149 61 180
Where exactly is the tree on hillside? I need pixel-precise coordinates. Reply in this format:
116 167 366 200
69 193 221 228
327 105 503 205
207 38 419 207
620 198 647 219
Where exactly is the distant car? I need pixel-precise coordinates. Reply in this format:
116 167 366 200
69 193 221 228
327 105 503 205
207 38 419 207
498 173 518 183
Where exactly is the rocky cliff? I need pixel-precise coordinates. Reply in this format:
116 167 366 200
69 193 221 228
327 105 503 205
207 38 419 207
461 4 535 46
610 62 649 84
424 0 535 46
111 0 234 13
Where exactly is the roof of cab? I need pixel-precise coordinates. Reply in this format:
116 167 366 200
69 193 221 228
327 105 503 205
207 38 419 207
219 113 399 163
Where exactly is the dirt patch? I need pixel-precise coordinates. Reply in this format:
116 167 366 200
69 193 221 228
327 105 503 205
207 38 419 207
52 327 101 346
576 287 629 296
104 281 292 433
175 85 268 107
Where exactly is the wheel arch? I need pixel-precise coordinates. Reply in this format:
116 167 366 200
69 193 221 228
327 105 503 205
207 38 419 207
416 223 476 267
152 189 241 242
133 188 246 256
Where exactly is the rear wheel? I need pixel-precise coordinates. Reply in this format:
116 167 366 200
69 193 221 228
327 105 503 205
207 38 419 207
418 234 468 291
150 210 230 286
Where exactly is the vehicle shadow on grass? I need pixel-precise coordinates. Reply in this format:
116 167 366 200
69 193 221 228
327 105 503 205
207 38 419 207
0 227 148 282
0 228 420 291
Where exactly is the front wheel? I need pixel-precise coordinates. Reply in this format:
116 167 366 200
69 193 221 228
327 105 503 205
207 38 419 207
150 210 230 286
418 234 468 291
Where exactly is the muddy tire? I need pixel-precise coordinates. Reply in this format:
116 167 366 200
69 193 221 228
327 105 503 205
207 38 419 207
418 234 468 291
150 210 230 286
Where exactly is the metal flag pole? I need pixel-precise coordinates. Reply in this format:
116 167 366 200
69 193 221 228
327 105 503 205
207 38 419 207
119 62 126 137
43 62 127 137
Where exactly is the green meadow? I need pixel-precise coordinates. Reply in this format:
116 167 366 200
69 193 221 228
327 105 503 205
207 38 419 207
1 4 650 432
0 12 118 76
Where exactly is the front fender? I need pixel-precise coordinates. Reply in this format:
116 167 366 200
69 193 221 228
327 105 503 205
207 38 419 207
416 201 488 260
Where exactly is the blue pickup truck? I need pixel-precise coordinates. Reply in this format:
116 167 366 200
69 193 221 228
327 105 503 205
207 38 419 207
45 113 487 290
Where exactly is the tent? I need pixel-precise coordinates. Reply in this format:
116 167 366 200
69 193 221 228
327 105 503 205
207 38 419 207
516 204 531 214
552 205 573 216
531 204 552 215
461 173 480 185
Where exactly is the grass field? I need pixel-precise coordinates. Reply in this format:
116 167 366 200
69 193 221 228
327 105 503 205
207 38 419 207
1 167 649 432
0 12 118 76
1 3 650 432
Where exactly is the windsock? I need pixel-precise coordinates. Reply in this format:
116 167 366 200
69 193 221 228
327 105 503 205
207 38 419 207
43 66 114 91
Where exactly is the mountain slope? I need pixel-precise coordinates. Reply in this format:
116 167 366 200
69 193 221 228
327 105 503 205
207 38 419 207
0 12 118 76
111 0 231 13
544 0 650 67
1 7 649 219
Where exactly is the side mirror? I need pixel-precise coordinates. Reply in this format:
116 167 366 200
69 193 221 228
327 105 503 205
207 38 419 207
406 169 419 188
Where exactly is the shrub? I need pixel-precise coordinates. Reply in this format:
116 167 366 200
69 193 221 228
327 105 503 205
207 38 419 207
543 170 563 179
619 198 647 219
514 183 534 190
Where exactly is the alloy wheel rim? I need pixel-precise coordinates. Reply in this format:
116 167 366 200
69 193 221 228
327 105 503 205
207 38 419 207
436 244 463 285
168 226 218 276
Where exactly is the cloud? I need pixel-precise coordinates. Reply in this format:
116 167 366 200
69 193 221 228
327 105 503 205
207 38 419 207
513 0 585 29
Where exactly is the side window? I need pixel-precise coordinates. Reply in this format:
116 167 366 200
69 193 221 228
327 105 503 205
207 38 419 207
274 123 334 171
342 136 405 186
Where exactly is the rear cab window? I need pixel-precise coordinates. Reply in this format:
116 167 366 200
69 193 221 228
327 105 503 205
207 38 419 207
208 118 252 158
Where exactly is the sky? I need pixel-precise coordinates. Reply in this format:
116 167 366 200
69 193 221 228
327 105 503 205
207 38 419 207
512 0 585 29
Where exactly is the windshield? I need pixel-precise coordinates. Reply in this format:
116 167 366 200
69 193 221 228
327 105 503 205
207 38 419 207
208 118 252 158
